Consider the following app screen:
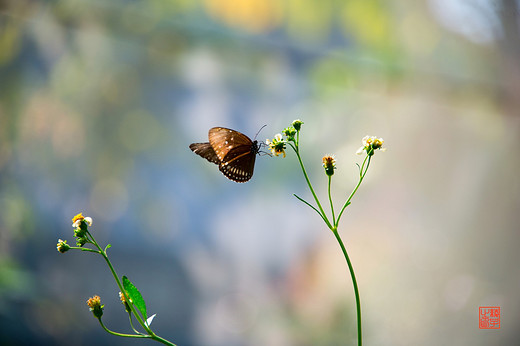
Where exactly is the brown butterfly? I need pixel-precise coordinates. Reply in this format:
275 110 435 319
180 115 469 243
189 127 261 183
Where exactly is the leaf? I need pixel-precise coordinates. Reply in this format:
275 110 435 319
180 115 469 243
122 276 147 319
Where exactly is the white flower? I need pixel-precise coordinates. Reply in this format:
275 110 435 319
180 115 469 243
266 133 286 157
357 136 385 155
71 213 92 228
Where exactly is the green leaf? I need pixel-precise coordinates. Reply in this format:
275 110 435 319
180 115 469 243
122 276 147 319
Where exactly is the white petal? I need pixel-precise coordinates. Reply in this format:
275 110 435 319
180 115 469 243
145 314 156 327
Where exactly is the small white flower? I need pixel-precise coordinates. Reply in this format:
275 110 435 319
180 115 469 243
267 133 286 157
357 136 385 155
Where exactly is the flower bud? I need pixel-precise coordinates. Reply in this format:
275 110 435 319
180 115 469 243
86 295 104 318
322 155 336 176
282 127 296 141
56 239 70 253
76 237 88 247
74 227 86 238
292 119 303 131
119 292 132 313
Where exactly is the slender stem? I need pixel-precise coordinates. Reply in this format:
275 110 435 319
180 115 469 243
332 230 362 346
150 334 178 346
102 253 149 333
328 175 336 226
289 142 332 229
97 318 150 339
335 155 371 228
294 193 329 225
71 247 100 254
128 313 143 335
86 231 150 334
285 131 376 346
87 233 178 345
98 317 175 345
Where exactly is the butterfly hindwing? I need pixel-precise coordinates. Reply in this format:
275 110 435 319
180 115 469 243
219 143 257 182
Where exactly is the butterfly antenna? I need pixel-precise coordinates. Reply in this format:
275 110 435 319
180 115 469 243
253 125 267 141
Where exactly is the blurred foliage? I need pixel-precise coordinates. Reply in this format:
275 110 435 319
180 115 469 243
1 0 519 345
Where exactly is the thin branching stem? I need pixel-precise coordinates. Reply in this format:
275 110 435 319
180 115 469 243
97 318 149 339
86 231 150 334
328 175 336 226
288 141 332 229
335 155 371 228
82 231 178 346
332 230 362 346
294 193 329 224
284 129 377 346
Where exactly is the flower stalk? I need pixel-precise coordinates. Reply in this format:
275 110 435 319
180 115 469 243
268 120 385 346
57 213 177 346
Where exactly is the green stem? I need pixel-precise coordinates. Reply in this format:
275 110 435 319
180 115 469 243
294 193 329 225
332 229 362 346
328 175 336 226
87 231 150 334
150 334 177 346
98 316 176 346
285 132 376 346
97 318 150 339
70 247 100 254
335 155 371 228
289 142 332 229
86 232 178 346
128 313 143 335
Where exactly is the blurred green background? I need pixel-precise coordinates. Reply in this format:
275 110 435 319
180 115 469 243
1 0 519 345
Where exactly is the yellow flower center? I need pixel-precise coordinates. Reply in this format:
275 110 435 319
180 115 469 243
72 213 85 223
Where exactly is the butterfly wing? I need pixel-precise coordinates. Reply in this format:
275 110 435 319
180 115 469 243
208 127 254 162
219 144 257 182
191 127 259 183
189 142 220 165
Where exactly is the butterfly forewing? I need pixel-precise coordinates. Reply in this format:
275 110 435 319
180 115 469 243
208 127 254 162
189 142 220 164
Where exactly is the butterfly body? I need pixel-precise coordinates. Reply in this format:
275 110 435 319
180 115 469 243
189 127 260 183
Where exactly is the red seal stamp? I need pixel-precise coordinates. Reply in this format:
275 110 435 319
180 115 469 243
479 306 500 329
